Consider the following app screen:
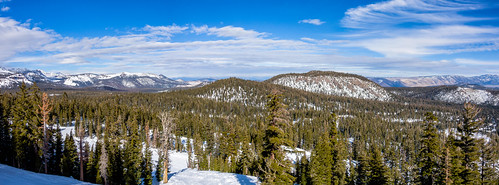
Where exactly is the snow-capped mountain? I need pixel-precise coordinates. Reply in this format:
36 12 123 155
0 67 212 90
268 71 392 101
370 74 499 88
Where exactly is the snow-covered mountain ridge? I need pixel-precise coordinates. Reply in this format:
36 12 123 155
435 87 499 106
268 71 393 101
370 74 499 88
0 67 212 90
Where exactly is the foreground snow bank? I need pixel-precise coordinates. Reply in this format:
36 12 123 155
0 164 93 185
166 168 259 185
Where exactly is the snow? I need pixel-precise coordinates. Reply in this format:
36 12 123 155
166 169 259 185
0 164 93 185
436 87 499 106
272 75 392 101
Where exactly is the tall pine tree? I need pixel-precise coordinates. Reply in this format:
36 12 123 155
259 90 295 184
417 112 441 185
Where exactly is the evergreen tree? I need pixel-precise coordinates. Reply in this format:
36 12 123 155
368 146 389 185
142 144 153 185
51 125 63 175
457 103 483 184
328 113 346 185
417 112 441 185
236 141 253 175
62 133 79 178
0 92 13 165
259 90 295 184
123 119 142 185
355 150 370 185
309 131 332 184
296 154 310 185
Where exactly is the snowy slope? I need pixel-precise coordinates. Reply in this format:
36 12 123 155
370 74 499 87
0 164 93 185
435 87 499 106
270 71 392 101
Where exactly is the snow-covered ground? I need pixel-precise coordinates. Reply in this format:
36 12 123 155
0 164 93 185
59 126 259 185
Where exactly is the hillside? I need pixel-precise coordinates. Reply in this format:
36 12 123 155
371 74 499 88
267 71 392 101
389 86 499 106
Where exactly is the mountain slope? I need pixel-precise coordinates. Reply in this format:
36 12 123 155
371 74 499 88
267 71 392 101
389 86 499 106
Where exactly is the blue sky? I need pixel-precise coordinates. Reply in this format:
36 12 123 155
0 0 498 78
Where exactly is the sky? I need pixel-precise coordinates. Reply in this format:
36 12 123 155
0 0 499 79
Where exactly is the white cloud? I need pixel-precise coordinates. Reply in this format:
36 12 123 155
1 6 9 12
298 19 325 25
142 24 188 38
192 25 266 39
342 0 483 28
348 25 499 57
1 16 498 78
0 0 11 2
0 17 56 60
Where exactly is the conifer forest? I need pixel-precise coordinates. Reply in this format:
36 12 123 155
0 77 498 185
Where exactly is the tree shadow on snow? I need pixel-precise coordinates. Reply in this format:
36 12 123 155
234 173 257 185
167 168 187 180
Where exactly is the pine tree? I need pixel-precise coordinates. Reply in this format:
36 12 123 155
355 151 370 185
368 146 389 185
0 92 13 165
156 151 163 182
309 131 333 184
142 144 153 185
62 133 79 178
417 112 441 185
51 125 63 175
296 154 310 185
457 103 483 184
123 118 142 185
259 90 295 184
236 141 253 175
328 113 346 185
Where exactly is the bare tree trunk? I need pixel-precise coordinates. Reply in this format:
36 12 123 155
38 93 52 174
159 112 176 183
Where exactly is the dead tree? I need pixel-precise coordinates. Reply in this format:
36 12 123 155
38 92 52 174
158 112 176 183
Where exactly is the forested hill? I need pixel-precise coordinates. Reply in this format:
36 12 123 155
0 71 498 184
267 71 392 101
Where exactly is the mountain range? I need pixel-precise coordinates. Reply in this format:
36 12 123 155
2 67 498 106
0 67 212 91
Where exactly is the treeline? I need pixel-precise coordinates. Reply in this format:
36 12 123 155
1 82 498 185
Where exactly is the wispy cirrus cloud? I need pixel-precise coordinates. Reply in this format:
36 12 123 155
341 0 499 58
341 0 484 29
298 19 325 25
1 6 9 12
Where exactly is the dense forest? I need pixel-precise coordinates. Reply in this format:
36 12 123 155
0 79 498 185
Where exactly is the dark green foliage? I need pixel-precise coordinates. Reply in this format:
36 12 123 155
260 91 295 184
368 146 389 185
417 112 441 185
309 131 333 184
457 103 484 184
142 145 153 185
123 118 143 185
62 133 79 178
